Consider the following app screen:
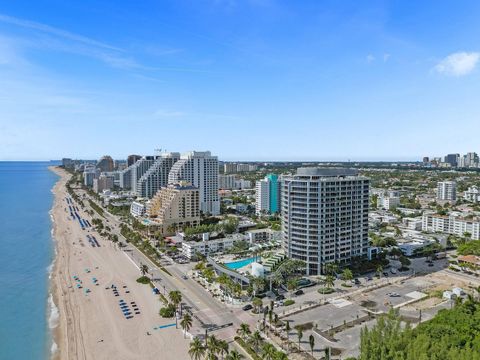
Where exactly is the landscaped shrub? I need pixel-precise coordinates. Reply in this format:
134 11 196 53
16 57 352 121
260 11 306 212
318 288 335 294
159 304 176 318
136 276 150 284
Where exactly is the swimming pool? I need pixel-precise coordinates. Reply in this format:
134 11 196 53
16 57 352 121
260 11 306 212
224 257 258 270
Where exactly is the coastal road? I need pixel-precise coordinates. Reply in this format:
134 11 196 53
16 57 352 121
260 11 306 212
78 191 255 338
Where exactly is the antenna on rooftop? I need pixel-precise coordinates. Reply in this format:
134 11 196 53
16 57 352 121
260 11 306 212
154 148 163 154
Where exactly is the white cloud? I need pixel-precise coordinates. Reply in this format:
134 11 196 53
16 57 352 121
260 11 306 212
383 53 390 62
434 52 480 77
366 54 375 63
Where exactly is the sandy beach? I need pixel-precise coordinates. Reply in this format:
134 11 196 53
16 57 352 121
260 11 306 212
49 167 190 360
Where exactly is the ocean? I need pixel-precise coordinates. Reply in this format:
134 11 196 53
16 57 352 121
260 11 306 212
0 162 59 360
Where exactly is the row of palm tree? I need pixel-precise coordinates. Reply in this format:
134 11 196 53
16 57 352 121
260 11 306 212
189 335 240 360
217 274 242 299
236 323 288 360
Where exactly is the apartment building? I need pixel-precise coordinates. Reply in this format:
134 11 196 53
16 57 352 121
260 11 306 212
130 156 155 194
464 186 480 203
437 181 457 201
93 173 114 193
182 235 244 260
97 155 114 172
255 174 280 215
281 168 370 275
377 190 401 210
422 213 480 240
219 174 236 190
136 152 180 198
130 201 147 217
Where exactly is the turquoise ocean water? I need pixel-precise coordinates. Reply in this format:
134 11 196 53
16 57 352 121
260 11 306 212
0 162 59 360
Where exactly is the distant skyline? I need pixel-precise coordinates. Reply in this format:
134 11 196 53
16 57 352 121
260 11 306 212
1 1 480 161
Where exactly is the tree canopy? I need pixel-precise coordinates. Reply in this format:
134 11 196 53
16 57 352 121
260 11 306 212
357 300 480 360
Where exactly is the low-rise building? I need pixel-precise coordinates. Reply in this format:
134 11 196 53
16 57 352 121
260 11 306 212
377 190 401 210
464 186 480 203
422 212 480 240
182 234 244 259
398 239 433 256
130 201 147 217
402 217 423 230
235 179 252 190
246 228 282 243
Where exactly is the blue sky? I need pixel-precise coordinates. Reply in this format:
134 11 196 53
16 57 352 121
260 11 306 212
1 0 480 161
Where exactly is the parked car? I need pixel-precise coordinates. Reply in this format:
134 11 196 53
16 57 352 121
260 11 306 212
294 289 304 296
354 278 361 285
389 292 400 297
428 263 434 267
242 304 253 311
276 295 285 301
383 272 389 277
182 275 188 280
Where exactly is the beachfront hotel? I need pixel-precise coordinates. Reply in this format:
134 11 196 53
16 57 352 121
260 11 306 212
146 182 201 235
281 168 370 275
168 151 220 215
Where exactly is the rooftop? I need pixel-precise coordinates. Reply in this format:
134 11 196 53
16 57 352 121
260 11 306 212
296 167 359 177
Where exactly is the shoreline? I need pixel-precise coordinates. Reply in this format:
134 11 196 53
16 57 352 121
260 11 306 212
48 166 67 360
47 166 190 360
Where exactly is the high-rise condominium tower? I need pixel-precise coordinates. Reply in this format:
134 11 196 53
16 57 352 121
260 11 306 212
437 181 457 201
281 168 370 275
127 154 142 167
97 155 114 172
168 151 220 215
130 156 155 195
255 174 280 215
136 152 180 198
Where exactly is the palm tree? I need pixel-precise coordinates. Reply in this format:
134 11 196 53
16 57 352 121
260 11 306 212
341 268 353 283
237 323 251 341
324 262 338 276
251 331 262 352
261 343 276 360
181 313 193 338
207 335 220 359
286 278 297 297
226 349 244 360
268 310 273 333
324 275 335 290
218 339 229 360
189 338 206 360
295 327 303 350
273 352 288 360
271 271 284 289
284 321 291 351
309 334 315 356
140 264 149 276
273 313 279 334
376 265 383 278
252 297 263 313
169 290 182 308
